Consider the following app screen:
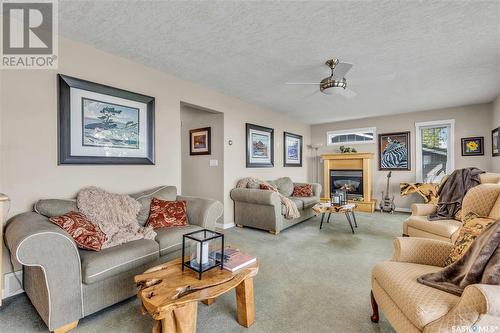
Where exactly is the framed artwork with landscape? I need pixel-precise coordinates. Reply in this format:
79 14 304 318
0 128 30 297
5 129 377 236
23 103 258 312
283 132 302 167
378 131 410 171
246 123 274 168
461 137 484 156
58 74 155 164
189 127 211 155
493 127 500 157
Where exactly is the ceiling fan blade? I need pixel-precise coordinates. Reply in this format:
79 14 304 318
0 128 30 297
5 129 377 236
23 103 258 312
332 62 353 79
337 88 357 99
285 82 320 85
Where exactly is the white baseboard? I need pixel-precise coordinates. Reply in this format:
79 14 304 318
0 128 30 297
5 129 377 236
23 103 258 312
215 222 235 229
3 270 24 299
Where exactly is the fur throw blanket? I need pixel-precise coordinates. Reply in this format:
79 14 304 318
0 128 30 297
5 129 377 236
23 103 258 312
417 220 500 296
428 167 484 221
236 177 300 219
77 186 156 249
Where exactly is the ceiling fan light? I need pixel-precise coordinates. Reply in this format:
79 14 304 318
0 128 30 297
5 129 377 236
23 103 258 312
320 77 347 94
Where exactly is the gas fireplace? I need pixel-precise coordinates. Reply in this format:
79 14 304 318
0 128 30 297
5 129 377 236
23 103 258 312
330 170 364 199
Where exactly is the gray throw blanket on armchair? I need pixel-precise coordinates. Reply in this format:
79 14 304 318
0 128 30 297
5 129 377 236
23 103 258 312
428 167 484 221
417 220 500 296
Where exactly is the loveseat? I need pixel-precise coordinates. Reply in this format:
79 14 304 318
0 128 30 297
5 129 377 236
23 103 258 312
230 177 321 234
403 172 500 242
4 186 223 333
371 237 500 332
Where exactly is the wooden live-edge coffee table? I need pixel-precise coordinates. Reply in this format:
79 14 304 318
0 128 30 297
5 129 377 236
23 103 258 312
135 257 259 333
312 203 358 233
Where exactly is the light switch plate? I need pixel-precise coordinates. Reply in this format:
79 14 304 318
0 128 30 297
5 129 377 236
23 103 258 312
209 159 218 167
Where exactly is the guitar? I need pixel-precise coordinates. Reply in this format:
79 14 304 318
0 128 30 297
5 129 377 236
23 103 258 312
379 172 396 213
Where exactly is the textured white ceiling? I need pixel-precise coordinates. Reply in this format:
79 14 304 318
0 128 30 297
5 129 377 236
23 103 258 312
59 1 500 124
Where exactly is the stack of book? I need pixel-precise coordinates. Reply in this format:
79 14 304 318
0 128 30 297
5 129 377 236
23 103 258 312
215 248 256 272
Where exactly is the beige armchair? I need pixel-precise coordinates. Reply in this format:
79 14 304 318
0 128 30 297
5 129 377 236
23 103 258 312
403 173 500 243
371 237 500 332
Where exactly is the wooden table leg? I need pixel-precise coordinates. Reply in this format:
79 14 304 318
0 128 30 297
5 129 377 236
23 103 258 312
235 278 255 328
202 298 216 306
160 302 198 333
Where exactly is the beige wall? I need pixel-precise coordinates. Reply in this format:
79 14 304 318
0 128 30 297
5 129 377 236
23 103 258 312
493 95 500 173
180 104 224 222
311 104 493 210
0 38 310 277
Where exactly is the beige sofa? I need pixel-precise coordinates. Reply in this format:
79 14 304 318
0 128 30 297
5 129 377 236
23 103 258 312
371 237 500 332
403 173 500 243
230 177 321 234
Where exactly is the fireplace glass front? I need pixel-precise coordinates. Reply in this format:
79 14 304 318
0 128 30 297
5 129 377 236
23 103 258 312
330 170 363 199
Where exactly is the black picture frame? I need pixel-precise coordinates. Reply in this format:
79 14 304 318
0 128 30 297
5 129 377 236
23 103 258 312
461 136 484 156
378 131 411 171
283 131 303 167
189 127 211 155
493 127 500 157
58 74 155 165
246 123 274 168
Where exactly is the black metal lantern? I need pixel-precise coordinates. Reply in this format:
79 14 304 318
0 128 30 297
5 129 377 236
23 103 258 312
336 186 349 205
182 229 224 279
330 192 342 206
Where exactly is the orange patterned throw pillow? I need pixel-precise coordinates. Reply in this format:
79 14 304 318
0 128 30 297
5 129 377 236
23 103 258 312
146 198 188 229
292 184 313 197
49 211 107 251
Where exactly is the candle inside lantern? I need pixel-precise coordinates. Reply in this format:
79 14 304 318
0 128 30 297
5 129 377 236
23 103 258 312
194 242 209 265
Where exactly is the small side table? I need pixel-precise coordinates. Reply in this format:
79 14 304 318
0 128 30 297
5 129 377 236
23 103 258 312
312 203 358 233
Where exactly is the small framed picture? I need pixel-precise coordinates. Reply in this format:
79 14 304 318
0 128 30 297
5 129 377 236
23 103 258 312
189 127 211 155
493 127 500 157
378 131 411 170
283 132 303 167
246 123 274 168
461 137 484 156
58 74 155 165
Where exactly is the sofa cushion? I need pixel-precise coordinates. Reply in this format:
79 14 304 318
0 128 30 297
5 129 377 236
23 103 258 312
372 261 459 330
34 199 78 217
155 225 203 256
274 177 294 197
295 196 319 209
80 239 159 284
405 215 461 238
129 186 177 226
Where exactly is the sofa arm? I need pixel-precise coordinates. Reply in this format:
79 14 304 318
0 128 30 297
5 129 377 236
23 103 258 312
391 237 453 267
4 212 83 330
424 284 500 332
177 195 223 229
294 182 322 198
230 188 281 207
411 203 437 216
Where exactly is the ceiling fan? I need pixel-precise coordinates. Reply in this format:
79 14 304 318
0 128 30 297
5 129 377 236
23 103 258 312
286 59 356 98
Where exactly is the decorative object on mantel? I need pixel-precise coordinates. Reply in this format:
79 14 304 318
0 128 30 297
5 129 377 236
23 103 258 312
182 229 224 279
492 127 499 157
321 153 376 213
58 74 155 165
461 136 484 156
283 131 303 167
378 131 410 171
379 172 395 213
189 127 211 155
246 123 274 168
339 145 357 153
400 182 439 204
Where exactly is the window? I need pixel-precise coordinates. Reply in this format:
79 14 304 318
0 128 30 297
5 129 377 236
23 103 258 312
415 120 455 183
326 127 376 145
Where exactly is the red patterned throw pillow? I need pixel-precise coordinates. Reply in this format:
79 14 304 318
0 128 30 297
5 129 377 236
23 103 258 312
146 198 188 229
292 184 313 197
260 183 277 191
49 211 106 251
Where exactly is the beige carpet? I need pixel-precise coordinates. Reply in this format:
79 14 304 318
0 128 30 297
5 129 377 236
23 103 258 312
0 211 405 333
